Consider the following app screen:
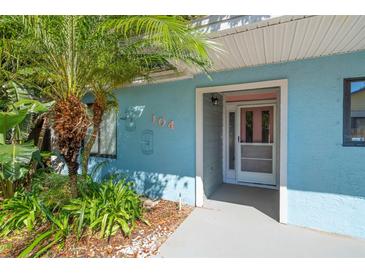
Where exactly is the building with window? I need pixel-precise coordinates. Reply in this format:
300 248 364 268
87 15 365 240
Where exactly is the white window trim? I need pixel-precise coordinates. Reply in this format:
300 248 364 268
195 79 288 224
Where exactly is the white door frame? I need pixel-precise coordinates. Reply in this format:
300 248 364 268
195 79 288 224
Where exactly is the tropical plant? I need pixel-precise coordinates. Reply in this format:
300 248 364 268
0 185 71 258
31 171 71 209
81 15 216 177
0 142 37 198
0 109 37 197
0 191 46 236
1 174 145 257
17 209 70 258
0 99 51 198
2 15 215 196
63 178 144 239
0 25 53 193
0 171 70 239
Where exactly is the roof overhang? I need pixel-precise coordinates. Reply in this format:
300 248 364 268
139 15 365 84
204 15 365 72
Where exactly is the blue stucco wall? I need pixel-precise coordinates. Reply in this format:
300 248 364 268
88 79 197 205
90 50 365 239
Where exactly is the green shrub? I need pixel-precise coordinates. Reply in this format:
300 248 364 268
0 191 46 236
31 171 71 210
77 175 101 197
18 210 70 258
2 176 145 257
63 179 144 239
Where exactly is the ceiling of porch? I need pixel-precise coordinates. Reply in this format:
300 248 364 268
145 15 365 83
205 15 365 72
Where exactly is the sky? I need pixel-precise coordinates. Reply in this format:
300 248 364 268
351 81 365 93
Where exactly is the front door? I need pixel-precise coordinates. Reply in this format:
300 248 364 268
236 104 276 186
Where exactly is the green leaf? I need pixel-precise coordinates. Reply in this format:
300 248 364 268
0 109 28 135
33 232 62 258
17 229 54 258
23 210 35 231
0 143 38 164
1 162 29 181
76 201 86 239
100 213 109 238
116 218 130 236
13 99 53 113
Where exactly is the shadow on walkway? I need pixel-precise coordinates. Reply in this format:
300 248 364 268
208 183 279 221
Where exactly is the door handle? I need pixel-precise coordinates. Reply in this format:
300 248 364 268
238 136 240 143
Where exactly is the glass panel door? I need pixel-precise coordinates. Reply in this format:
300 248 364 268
236 105 276 186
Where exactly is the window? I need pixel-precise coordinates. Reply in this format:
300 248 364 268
87 107 117 158
245 111 253 143
262 110 270 143
228 112 235 170
343 77 365 146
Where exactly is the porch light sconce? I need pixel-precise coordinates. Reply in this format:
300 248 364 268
120 112 136 132
211 95 219 106
119 105 145 132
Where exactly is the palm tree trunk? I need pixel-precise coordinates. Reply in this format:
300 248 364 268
30 117 49 172
81 123 99 178
36 116 49 151
53 96 90 199
81 102 104 178
68 160 79 198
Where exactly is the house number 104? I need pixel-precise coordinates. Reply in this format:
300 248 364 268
152 114 175 129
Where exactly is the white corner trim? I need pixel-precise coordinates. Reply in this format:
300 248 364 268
279 79 288 224
195 79 288 224
195 87 204 207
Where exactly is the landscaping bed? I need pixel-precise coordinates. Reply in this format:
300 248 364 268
0 200 192 258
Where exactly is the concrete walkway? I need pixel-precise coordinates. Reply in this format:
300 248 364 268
157 184 365 257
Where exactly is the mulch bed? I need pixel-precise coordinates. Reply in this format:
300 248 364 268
0 200 193 258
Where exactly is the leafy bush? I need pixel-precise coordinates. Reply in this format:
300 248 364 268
0 98 52 198
31 171 71 210
18 208 70 258
63 179 144 239
0 191 46 236
1 175 145 257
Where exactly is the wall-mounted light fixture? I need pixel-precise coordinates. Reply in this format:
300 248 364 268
120 105 145 132
211 94 219 106
120 111 136 131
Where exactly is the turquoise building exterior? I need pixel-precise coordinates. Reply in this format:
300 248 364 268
88 50 365 239
87 16 365 240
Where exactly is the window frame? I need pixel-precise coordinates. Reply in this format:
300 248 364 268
88 104 118 159
343 77 365 147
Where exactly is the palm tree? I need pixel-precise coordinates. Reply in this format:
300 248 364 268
11 16 103 197
81 16 217 178
8 15 215 197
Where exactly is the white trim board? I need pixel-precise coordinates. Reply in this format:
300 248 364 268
195 79 288 224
